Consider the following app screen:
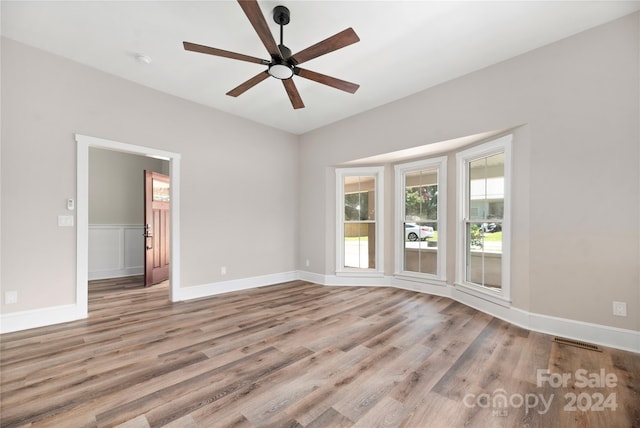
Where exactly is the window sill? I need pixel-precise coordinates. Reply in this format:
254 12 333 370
394 272 447 287
336 270 385 278
454 282 511 308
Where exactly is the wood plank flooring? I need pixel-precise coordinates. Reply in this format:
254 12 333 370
1 277 639 427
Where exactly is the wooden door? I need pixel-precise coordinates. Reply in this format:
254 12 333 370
144 171 170 286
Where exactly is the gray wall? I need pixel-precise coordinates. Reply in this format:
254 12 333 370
298 13 639 331
89 148 168 225
1 36 299 312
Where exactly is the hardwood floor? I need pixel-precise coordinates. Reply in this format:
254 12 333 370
1 277 638 427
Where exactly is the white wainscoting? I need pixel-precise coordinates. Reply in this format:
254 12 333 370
88 224 144 280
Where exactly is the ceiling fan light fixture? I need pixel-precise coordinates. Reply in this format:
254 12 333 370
268 62 294 79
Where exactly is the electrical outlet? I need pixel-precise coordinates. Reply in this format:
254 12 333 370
5 291 18 305
221 266 227 276
305 259 310 267
613 301 627 317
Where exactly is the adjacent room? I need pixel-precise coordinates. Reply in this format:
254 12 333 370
1 1 639 427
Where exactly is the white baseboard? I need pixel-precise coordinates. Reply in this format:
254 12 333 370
522 309 640 355
88 267 143 281
297 270 328 285
298 270 640 354
391 275 452 298
0 304 84 334
453 286 639 354
1 271 298 334
174 271 299 301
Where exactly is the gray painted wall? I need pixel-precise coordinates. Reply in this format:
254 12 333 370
89 147 168 225
298 13 639 331
1 36 299 312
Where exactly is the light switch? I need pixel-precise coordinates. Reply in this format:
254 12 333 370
58 215 74 227
67 198 75 210
5 291 18 305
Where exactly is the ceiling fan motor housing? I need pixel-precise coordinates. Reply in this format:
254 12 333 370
278 44 292 59
273 6 290 25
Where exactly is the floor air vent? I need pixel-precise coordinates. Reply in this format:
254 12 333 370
553 337 602 352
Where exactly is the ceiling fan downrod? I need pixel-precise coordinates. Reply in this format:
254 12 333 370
273 5 292 59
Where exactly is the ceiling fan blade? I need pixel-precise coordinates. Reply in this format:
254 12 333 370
290 28 360 65
295 68 360 94
226 71 270 97
282 79 305 109
237 0 282 60
183 42 268 65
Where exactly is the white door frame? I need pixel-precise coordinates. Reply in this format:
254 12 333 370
76 134 181 317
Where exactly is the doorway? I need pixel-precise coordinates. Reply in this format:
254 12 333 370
76 134 181 318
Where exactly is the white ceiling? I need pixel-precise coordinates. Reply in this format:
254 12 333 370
2 1 639 135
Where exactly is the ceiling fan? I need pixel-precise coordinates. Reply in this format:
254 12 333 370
183 0 360 109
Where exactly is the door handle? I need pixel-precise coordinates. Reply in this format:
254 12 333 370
144 224 153 250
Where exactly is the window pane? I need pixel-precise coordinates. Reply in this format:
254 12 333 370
469 153 504 221
344 223 375 269
405 169 438 222
152 179 170 202
404 221 437 275
466 217 502 288
345 192 367 221
344 176 375 221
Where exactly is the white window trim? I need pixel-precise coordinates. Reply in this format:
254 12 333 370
455 135 512 305
336 166 384 276
394 156 447 283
